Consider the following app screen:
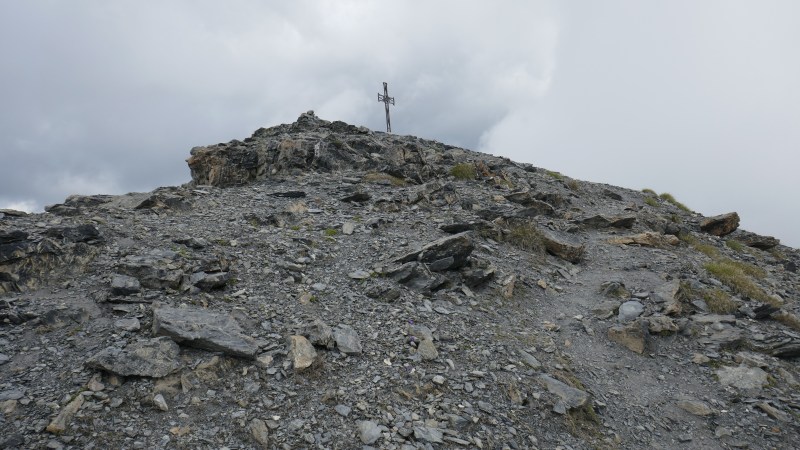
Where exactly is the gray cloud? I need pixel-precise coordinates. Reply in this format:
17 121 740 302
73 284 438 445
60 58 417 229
1 1 798 247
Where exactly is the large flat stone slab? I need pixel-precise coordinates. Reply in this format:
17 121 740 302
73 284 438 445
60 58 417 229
152 305 259 358
393 232 474 271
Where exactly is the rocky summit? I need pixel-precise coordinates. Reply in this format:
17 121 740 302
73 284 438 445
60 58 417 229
1 111 799 449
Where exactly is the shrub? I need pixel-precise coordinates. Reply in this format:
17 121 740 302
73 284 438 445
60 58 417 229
505 222 545 253
450 163 477 180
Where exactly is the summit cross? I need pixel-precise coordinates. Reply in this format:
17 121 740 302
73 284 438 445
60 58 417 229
377 82 395 133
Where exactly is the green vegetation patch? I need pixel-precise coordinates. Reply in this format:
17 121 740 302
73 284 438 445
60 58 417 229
545 170 564 180
703 260 774 305
641 188 656 195
658 192 692 212
504 221 545 253
644 197 659 207
450 163 477 180
363 172 407 186
725 239 745 253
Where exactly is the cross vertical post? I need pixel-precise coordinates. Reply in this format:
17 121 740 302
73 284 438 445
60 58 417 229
377 82 395 133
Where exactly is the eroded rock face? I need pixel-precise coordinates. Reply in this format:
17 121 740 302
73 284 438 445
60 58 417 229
0 224 102 294
186 111 449 187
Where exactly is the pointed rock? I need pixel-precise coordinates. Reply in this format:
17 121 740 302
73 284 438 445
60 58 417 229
46 394 84 434
333 324 362 354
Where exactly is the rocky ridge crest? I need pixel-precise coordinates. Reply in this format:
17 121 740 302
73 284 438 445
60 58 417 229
1 111 799 449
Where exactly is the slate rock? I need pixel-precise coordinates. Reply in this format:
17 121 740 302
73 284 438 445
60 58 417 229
189 271 231 291
152 305 259 358
85 337 181 378
700 212 740 237
518 350 542 370
539 229 585 263
333 324 362 354
393 232 474 271
110 274 141 296
413 426 444 443
249 418 270 448
731 231 779 250
539 374 590 414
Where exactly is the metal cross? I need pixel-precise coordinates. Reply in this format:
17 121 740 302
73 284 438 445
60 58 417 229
377 82 395 133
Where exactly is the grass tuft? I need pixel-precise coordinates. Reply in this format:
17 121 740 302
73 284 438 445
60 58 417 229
504 222 545 253
725 240 745 253
644 197 659 207
363 172 407 186
642 188 657 195
704 260 774 305
703 287 738 314
545 170 564 180
658 192 692 212
450 163 477 180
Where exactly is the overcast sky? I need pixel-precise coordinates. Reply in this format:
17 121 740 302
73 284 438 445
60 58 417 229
2 1 798 247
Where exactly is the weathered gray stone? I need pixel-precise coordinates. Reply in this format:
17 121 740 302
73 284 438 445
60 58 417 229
333 324 362 354
249 418 270 448
110 274 141 296
716 365 768 390
114 317 141 331
518 350 542 370
85 337 181 378
46 394 84 434
416 339 438 361
653 280 682 316
358 420 386 445
700 212 740 237
116 251 183 290
617 301 644 322
152 305 259 358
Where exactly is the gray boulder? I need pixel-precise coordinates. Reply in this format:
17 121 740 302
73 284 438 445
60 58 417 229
152 305 259 358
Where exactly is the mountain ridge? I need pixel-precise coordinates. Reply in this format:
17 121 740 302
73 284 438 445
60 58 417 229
1 111 798 449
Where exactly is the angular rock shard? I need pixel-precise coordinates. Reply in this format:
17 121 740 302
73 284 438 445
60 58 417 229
393 231 474 271
152 305 259 358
